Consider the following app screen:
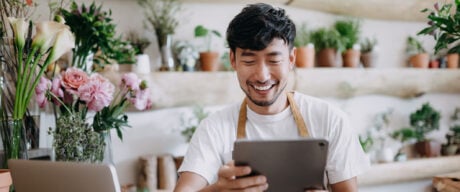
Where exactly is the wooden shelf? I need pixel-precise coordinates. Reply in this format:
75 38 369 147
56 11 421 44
102 68 460 109
358 155 460 186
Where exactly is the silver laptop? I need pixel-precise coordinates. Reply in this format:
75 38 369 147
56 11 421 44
8 159 121 192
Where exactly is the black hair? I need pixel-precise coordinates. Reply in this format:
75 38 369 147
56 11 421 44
226 3 296 53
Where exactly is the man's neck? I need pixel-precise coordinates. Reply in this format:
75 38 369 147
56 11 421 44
246 93 289 115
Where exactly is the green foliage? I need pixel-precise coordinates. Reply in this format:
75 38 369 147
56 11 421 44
92 99 130 141
50 112 104 162
409 103 441 142
60 1 121 70
294 23 312 47
406 36 426 56
360 37 377 53
181 106 209 142
310 28 344 52
138 0 181 48
359 134 374 153
334 19 361 50
418 1 460 54
194 25 222 52
391 128 416 143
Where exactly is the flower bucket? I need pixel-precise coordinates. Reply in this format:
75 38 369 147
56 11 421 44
0 169 12 192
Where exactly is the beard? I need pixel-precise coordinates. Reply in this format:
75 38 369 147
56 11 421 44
241 81 287 107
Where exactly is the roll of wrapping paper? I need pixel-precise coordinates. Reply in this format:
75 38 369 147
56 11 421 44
157 154 177 189
137 154 157 191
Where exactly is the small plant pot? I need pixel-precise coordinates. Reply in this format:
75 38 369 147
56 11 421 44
295 45 315 68
376 147 394 163
342 49 361 68
360 52 376 68
317 48 337 67
409 53 429 68
442 144 458 156
415 141 441 157
446 53 459 69
199 52 220 71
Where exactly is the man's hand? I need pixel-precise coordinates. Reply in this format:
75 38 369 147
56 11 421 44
211 161 268 191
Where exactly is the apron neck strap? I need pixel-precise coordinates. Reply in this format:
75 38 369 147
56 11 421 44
237 92 310 139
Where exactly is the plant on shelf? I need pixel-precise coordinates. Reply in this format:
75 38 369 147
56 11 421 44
294 23 315 68
359 133 374 154
195 25 222 71
310 28 343 67
418 1 460 68
138 0 181 71
406 36 429 68
334 19 361 67
127 31 151 55
407 103 441 157
181 106 208 142
391 128 416 161
360 37 378 68
59 1 121 72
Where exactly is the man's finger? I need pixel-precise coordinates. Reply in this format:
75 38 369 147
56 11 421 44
227 175 267 189
218 162 252 179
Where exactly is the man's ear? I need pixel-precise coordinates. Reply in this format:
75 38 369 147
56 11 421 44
230 49 237 70
290 47 296 70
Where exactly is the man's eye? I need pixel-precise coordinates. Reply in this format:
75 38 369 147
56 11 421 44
242 60 255 64
270 60 281 64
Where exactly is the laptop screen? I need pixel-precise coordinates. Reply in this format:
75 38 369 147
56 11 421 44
8 159 121 192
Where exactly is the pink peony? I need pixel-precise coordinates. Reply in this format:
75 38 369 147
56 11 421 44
121 73 141 91
35 77 51 108
78 74 115 112
61 67 89 94
129 88 152 111
50 77 64 105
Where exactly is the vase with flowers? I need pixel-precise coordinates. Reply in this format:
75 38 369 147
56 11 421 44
0 10 74 168
37 68 152 163
138 0 182 71
59 1 126 72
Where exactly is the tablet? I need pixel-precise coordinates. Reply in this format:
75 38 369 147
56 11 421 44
233 138 328 191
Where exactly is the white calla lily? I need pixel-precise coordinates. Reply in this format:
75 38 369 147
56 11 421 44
48 27 75 63
8 17 28 49
32 21 69 54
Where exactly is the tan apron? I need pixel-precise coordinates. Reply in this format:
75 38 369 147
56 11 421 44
236 92 310 139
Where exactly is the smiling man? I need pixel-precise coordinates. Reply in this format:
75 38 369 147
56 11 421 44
174 3 369 192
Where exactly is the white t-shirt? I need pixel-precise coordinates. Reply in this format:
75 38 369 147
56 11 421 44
178 92 370 185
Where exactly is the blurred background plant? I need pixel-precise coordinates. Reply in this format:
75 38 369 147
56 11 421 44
126 31 151 55
180 106 208 142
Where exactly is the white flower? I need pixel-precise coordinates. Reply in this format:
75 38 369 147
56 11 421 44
48 27 75 63
32 21 70 54
8 17 28 49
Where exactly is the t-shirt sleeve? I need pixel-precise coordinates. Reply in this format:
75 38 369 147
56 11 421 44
177 118 222 184
326 110 371 184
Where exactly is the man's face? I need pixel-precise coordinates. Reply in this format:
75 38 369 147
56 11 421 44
230 38 295 107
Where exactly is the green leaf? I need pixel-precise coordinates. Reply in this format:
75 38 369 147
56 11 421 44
211 30 222 38
194 25 208 37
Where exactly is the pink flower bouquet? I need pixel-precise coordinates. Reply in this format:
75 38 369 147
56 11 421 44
36 67 152 140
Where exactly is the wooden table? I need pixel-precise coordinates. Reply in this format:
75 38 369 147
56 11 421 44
433 171 460 192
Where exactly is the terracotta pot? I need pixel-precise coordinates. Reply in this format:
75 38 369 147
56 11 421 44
360 52 376 68
409 53 429 68
342 49 361 68
295 45 315 68
317 48 337 67
446 53 459 69
199 52 220 71
0 169 12 192
429 60 440 69
415 141 441 157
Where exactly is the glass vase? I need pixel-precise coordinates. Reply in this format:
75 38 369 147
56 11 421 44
158 34 175 71
100 130 114 165
0 119 29 168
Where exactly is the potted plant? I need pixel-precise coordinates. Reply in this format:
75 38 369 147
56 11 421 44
360 37 378 68
173 40 199 71
408 103 441 157
406 36 429 68
195 25 222 71
391 128 416 161
0 169 12 192
334 19 361 67
127 31 152 74
138 0 181 71
310 28 343 67
294 23 315 68
418 1 459 69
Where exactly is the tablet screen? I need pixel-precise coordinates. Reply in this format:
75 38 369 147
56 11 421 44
233 138 328 191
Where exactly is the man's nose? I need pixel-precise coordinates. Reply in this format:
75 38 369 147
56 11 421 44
254 63 270 82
